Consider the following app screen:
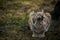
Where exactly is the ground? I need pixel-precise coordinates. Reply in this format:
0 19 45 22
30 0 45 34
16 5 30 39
0 0 60 40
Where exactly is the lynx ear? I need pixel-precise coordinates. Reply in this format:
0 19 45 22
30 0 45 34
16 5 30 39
42 9 44 13
29 11 35 17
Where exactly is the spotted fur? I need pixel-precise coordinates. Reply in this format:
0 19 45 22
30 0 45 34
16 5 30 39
28 10 51 37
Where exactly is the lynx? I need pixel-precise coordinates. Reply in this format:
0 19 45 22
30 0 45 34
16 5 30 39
28 9 51 37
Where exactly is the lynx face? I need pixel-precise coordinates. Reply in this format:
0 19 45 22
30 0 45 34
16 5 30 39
28 10 51 37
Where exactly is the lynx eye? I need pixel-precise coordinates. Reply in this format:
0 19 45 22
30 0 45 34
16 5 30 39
37 16 43 21
33 19 35 23
41 16 43 20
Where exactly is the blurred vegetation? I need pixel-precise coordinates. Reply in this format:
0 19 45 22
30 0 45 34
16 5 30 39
0 0 60 40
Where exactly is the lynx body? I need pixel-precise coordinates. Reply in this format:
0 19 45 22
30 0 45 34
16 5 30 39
28 10 51 37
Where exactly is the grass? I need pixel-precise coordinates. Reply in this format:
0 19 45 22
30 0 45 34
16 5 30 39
0 0 60 40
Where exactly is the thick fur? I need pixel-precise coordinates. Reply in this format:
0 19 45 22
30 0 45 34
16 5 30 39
28 10 51 37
